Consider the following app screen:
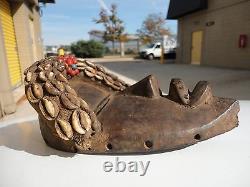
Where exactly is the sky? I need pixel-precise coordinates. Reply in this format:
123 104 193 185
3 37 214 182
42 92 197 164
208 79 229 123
41 0 177 45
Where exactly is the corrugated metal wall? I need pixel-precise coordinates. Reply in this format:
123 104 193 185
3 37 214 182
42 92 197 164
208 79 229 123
0 0 21 87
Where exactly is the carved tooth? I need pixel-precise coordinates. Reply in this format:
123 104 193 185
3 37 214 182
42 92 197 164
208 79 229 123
168 79 190 105
72 110 86 134
65 84 77 96
39 71 47 82
26 72 32 82
32 83 43 99
61 93 80 110
45 82 61 95
55 72 68 83
190 81 212 107
120 75 160 97
56 119 73 139
43 98 56 118
79 110 92 131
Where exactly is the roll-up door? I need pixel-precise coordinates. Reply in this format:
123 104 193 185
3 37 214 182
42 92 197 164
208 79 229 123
0 0 21 87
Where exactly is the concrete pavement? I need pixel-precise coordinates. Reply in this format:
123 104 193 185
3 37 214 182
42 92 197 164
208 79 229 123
97 60 250 100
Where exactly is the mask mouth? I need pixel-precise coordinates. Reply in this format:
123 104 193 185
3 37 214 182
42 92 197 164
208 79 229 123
24 56 240 154
119 74 161 98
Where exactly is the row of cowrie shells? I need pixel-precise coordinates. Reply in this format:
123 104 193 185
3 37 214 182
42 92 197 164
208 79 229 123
24 57 97 142
55 109 93 141
76 59 128 91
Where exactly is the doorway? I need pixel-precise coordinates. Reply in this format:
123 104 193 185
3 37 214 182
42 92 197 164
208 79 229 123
191 31 203 65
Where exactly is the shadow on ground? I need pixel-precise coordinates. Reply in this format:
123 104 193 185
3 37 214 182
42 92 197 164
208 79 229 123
0 121 75 157
98 61 250 100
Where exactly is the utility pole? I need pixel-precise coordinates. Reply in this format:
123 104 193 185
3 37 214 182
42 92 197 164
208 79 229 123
120 41 124 57
160 35 168 64
160 36 165 64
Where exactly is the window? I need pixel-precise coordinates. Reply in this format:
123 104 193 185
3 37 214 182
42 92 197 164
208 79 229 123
155 44 161 48
147 44 155 48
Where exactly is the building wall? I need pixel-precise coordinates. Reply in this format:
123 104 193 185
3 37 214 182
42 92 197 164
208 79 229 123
11 2 33 82
177 0 250 69
11 0 44 81
32 2 44 60
0 17 16 117
0 0 45 117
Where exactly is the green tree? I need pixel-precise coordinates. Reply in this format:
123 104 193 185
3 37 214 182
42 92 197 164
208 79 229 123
137 13 171 44
70 40 105 58
94 4 124 53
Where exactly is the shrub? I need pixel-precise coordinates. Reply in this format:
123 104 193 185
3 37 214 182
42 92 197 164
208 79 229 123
70 40 105 58
104 46 111 54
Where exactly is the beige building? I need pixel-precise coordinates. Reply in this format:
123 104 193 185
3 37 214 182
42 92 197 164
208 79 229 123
0 0 54 117
167 0 250 69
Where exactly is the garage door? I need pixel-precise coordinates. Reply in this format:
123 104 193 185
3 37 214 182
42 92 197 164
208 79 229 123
0 0 21 87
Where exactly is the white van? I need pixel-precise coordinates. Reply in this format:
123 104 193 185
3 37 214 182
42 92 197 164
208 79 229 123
140 36 177 60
